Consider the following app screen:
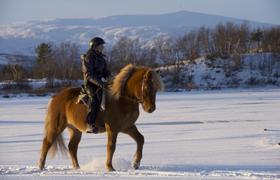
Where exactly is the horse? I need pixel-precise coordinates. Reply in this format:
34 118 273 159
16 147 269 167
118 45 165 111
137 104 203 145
38 64 164 171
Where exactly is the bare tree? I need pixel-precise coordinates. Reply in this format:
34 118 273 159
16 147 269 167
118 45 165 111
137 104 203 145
53 41 80 80
262 27 280 53
176 31 200 61
0 64 26 81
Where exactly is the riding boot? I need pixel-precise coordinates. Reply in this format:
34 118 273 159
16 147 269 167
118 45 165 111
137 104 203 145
85 95 100 134
86 112 98 133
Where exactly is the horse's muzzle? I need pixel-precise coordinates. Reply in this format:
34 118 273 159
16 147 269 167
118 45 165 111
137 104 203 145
147 106 155 113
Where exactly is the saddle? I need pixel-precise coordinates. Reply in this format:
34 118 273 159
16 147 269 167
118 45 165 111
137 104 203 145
76 85 90 107
76 85 106 111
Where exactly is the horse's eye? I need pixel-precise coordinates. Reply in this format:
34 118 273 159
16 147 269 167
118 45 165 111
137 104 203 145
146 85 151 91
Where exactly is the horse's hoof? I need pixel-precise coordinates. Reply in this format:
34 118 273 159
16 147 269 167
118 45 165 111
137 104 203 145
38 163 44 170
106 166 115 172
73 166 80 170
132 161 140 169
38 165 44 170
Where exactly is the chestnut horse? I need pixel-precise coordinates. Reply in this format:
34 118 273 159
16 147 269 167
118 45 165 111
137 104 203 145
38 64 164 171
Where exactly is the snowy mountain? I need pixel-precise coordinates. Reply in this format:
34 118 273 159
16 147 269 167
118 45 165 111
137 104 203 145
0 11 274 58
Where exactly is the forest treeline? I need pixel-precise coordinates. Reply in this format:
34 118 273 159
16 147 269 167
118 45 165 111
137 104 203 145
0 22 279 87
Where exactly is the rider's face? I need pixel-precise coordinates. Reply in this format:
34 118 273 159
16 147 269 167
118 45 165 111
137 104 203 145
96 44 104 53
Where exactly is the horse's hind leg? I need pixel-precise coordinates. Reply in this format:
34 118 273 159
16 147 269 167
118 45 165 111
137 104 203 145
123 125 144 169
39 114 67 170
38 128 64 170
67 126 82 169
39 135 54 170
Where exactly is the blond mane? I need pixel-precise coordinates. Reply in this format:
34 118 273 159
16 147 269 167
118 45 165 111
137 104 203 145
150 70 165 92
110 64 164 99
110 64 136 99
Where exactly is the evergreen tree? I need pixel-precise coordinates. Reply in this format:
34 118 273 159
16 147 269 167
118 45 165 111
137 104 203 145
250 29 263 51
34 43 53 78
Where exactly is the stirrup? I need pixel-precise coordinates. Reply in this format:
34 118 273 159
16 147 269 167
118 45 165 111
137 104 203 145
86 124 99 134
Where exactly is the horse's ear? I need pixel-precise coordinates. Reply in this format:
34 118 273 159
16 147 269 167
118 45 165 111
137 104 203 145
155 69 161 73
144 70 152 80
153 68 161 74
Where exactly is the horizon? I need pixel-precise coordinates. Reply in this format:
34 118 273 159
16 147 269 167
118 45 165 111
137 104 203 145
1 0 279 25
1 10 278 27
28 10 279 26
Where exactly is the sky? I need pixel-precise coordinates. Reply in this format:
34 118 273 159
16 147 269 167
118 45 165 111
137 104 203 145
0 0 279 25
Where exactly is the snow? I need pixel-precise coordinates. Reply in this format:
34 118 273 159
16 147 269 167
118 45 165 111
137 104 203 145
0 79 83 90
160 53 280 90
0 89 280 179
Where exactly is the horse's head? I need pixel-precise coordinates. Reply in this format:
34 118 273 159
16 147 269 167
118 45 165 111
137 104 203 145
110 64 164 113
137 70 164 113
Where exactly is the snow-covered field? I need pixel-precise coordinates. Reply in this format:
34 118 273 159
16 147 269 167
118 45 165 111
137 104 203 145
0 89 280 179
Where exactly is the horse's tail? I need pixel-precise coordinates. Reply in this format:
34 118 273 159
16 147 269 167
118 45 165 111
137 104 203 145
44 96 67 159
49 133 67 158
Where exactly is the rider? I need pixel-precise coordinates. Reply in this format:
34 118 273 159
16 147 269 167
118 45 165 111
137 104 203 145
82 37 111 133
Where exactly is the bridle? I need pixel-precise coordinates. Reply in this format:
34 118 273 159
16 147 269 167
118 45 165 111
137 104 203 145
103 75 146 104
123 76 145 104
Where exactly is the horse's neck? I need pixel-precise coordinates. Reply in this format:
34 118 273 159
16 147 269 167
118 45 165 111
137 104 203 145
105 93 138 118
126 70 145 100
105 67 145 111
107 92 138 106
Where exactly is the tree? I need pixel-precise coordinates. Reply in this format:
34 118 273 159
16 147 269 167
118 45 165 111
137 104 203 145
182 31 200 60
34 42 53 78
262 27 280 53
153 37 177 65
53 41 80 80
197 26 213 56
110 37 145 72
237 22 250 53
0 64 26 81
250 29 264 52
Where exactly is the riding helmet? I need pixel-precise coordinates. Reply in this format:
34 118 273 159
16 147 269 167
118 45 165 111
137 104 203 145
89 37 105 48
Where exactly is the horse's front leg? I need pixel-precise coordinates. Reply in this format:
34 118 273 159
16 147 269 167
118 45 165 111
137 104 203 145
106 128 118 171
123 125 144 169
